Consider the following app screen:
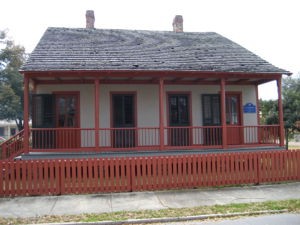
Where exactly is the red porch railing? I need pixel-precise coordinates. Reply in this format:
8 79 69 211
99 127 160 150
27 125 280 152
0 130 24 160
165 126 222 149
228 125 280 146
1 150 299 197
0 125 281 159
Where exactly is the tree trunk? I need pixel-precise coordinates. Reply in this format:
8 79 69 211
15 118 24 131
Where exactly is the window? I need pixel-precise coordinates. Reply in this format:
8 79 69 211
202 93 241 126
0 127 4 136
202 94 221 126
168 94 190 126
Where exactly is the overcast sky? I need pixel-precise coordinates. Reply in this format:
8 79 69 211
1 0 299 99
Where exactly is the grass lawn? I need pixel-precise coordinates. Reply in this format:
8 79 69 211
0 199 299 225
289 145 300 150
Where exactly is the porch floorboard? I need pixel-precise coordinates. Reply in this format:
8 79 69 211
15 146 285 160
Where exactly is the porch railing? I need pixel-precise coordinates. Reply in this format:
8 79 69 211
28 125 280 152
228 125 279 145
0 130 24 160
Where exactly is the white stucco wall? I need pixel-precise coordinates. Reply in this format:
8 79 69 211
36 84 258 128
36 83 258 146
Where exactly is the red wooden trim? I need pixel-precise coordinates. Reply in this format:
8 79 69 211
220 78 227 148
159 78 165 150
23 74 30 153
94 79 100 151
277 77 285 147
23 70 285 79
34 79 273 86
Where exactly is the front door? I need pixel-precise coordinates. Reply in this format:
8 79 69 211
55 93 80 148
168 94 191 146
202 93 242 145
226 94 242 145
112 94 136 148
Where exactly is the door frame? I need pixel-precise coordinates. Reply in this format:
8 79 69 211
110 91 137 148
225 92 243 126
166 92 192 146
224 91 243 145
53 91 81 128
53 91 81 148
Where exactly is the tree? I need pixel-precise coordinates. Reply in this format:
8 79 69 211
0 30 27 131
259 74 300 136
282 75 300 132
259 99 278 125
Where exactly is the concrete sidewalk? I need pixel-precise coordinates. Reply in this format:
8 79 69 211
0 182 299 218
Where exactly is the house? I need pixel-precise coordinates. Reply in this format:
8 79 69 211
19 12 291 155
0 120 18 141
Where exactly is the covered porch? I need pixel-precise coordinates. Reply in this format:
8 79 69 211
20 70 285 154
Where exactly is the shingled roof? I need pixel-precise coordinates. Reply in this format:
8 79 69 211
21 27 290 75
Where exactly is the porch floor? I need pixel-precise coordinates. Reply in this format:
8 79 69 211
15 146 286 160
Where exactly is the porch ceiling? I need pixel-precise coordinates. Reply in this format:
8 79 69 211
30 70 279 85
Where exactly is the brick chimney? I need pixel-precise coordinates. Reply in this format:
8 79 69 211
172 15 183 32
86 10 95 29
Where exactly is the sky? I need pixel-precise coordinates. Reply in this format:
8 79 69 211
0 0 299 100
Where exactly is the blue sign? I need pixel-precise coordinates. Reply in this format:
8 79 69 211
243 103 256 113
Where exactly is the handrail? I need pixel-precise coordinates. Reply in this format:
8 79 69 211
0 130 25 160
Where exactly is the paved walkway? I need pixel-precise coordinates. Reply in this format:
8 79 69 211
0 182 299 218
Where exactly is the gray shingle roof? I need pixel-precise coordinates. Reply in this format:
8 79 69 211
21 27 289 74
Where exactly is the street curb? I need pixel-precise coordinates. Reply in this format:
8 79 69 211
33 209 288 225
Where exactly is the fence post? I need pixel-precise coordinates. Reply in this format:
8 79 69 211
298 151 300 181
57 160 62 195
129 157 133 192
256 152 261 185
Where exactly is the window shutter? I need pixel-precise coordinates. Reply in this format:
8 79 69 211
32 94 55 128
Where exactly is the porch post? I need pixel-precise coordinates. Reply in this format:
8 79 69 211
220 78 227 149
23 74 30 153
277 77 285 147
94 79 100 151
159 78 165 150
256 84 262 143
255 84 260 125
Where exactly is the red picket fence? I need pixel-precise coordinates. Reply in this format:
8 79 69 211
1 150 300 197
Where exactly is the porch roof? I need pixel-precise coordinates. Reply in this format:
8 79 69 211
21 27 290 75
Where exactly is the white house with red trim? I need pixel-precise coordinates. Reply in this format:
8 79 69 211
17 12 290 156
